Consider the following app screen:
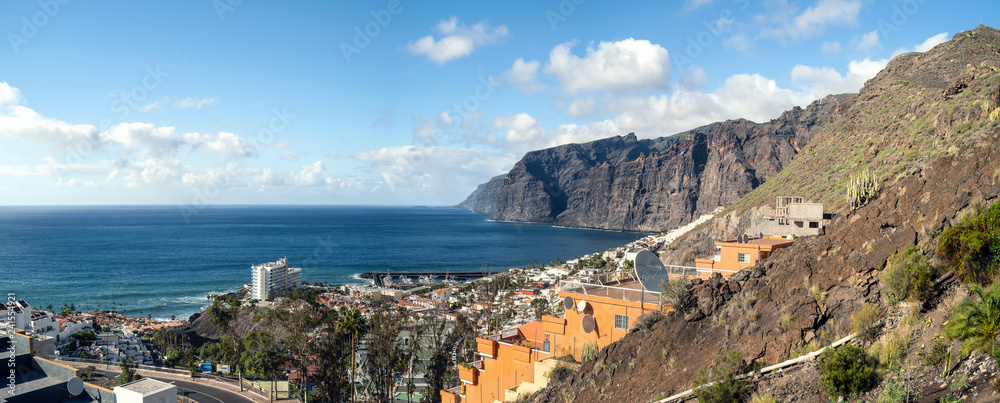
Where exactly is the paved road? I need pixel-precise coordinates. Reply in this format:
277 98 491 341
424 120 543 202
95 369 255 403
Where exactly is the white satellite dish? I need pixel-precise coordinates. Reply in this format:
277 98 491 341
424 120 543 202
576 300 588 313
634 250 669 292
563 296 574 310
68 376 84 396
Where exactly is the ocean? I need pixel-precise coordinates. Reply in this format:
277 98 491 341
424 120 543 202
0 205 641 320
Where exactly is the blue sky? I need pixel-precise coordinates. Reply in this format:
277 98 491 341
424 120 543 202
0 0 996 206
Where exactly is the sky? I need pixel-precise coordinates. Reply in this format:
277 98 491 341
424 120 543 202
0 0 997 207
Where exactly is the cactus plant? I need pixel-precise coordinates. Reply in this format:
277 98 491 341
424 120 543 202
846 170 880 210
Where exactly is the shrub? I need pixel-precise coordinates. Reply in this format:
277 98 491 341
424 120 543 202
660 277 692 310
923 341 950 367
749 392 777 403
945 282 1000 356
869 326 910 370
851 303 883 343
881 246 936 304
693 350 753 403
874 373 911 403
817 344 876 398
637 310 665 331
847 170 880 210
581 342 599 362
938 201 1000 284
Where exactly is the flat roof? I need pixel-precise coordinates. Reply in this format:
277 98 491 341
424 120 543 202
116 378 175 395
719 237 793 246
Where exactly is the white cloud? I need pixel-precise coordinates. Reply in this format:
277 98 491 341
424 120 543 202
761 0 862 42
724 32 754 53
183 131 257 160
494 113 547 144
505 58 545 94
406 16 509 64
566 97 596 119
854 30 880 53
679 67 708 89
821 41 842 54
294 161 328 186
353 145 510 192
174 97 218 110
102 123 180 159
279 150 299 160
684 0 714 10
545 38 671 94
791 57 888 97
438 111 454 127
914 32 949 52
0 82 100 148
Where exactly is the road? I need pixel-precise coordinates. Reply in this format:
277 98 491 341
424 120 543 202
95 369 256 403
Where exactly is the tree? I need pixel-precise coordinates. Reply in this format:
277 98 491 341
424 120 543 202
421 317 453 403
365 305 405 403
313 318 351 403
119 358 139 384
243 331 287 403
946 282 1000 356
208 294 245 390
338 309 366 403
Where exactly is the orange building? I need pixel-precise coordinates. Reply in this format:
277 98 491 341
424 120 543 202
694 236 794 277
442 269 665 403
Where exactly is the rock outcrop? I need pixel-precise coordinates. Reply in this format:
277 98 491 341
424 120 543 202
456 174 504 214
466 94 850 232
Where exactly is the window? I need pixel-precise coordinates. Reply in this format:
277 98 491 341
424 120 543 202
738 253 751 263
614 314 629 330
809 221 819 228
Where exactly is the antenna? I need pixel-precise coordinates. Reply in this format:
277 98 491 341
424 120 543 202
563 296 574 310
576 300 588 313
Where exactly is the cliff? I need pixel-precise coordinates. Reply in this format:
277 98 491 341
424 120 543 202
530 25 1000 402
456 174 505 214
470 94 850 232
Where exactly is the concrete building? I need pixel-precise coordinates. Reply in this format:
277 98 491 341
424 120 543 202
250 257 303 301
754 196 828 237
695 236 795 277
3 327 115 402
114 378 177 403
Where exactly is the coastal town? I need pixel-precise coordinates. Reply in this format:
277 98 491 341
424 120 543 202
2 198 825 402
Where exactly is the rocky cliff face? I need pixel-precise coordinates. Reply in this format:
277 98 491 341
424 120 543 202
485 94 850 232
456 174 504 214
529 25 1000 403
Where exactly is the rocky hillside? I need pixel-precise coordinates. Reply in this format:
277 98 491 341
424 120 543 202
531 25 1000 403
481 94 850 232
456 174 505 214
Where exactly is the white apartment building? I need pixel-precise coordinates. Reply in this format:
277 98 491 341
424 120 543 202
251 257 303 301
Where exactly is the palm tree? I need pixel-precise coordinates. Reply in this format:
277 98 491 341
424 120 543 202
946 282 1000 356
338 309 365 403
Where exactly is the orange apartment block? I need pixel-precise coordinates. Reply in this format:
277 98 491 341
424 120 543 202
442 270 664 403
694 236 794 277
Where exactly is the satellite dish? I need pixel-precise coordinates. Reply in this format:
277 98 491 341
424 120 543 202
563 296 574 310
68 377 84 396
576 300 588 313
581 314 596 334
634 250 669 292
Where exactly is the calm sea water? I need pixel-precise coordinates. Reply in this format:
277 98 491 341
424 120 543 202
0 206 640 320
